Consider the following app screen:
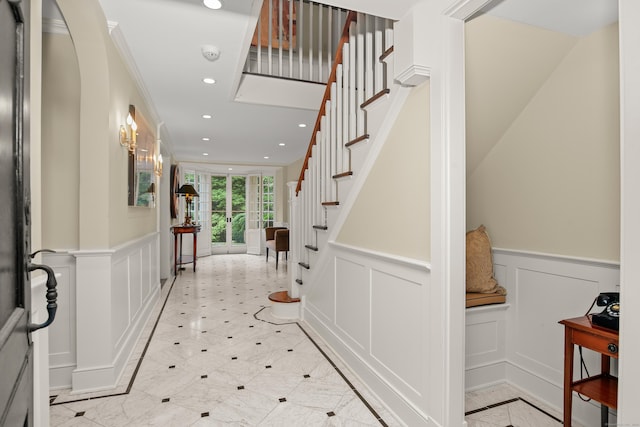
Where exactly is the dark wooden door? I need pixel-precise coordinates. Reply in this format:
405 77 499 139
0 0 33 425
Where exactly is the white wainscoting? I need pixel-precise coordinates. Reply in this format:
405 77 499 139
488 248 620 427
303 242 432 427
44 252 77 389
44 232 161 393
465 303 509 390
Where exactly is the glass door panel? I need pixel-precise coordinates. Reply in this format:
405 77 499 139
211 174 247 253
231 176 246 245
195 173 211 256
245 175 262 254
211 175 227 247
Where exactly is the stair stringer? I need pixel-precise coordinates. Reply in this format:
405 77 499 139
299 83 413 300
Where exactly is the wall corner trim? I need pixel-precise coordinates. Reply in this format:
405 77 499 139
395 65 431 87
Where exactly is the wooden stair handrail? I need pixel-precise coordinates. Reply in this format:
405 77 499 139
296 10 357 194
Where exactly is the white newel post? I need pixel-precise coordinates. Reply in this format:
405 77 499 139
287 181 300 299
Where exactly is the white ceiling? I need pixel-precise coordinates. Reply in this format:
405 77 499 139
484 0 618 36
43 0 618 168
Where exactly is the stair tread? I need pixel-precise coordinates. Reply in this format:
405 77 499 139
333 171 353 179
380 46 394 62
313 225 328 231
299 262 310 269
345 134 369 148
361 88 391 109
295 279 303 285
322 201 340 206
305 245 319 251
268 291 300 303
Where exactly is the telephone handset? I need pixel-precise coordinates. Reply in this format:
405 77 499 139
591 292 620 331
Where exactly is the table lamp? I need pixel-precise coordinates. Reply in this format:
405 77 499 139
176 184 199 225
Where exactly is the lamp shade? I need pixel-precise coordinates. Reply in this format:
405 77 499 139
176 184 199 197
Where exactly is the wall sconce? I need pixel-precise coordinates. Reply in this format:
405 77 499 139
154 153 163 177
119 105 137 152
176 184 199 225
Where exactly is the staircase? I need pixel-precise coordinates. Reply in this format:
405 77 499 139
268 10 399 316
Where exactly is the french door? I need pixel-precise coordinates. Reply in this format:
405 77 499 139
211 175 247 254
1 1 58 424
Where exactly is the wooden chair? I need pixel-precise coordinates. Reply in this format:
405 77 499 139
265 227 289 269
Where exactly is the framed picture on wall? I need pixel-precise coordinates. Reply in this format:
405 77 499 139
170 164 179 219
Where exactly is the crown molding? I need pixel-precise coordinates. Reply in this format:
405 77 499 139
108 23 164 141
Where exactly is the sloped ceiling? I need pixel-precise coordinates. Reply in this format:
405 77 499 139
464 15 578 175
465 0 619 176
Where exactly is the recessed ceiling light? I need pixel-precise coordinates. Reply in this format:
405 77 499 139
298 123 307 128
279 143 286 146
203 0 222 10
202 137 210 141
264 156 269 159
203 152 209 156
228 167 233 171
202 114 212 119
203 78 216 84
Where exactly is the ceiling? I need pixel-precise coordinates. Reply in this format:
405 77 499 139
43 0 618 169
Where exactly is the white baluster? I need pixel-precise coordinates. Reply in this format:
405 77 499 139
314 134 321 222
330 82 337 201
349 21 356 141
327 7 332 80
375 17 383 93
268 0 273 75
257 10 262 74
308 3 313 81
356 13 365 137
342 43 349 171
365 14 373 100
385 19 394 50
278 0 283 77
318 4 323 82
289 0 293 78
336 63 344 175
298 0 303 80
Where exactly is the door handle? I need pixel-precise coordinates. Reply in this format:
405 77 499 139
28 262 58 332
29 248 56 259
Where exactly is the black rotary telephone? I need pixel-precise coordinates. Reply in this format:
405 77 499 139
591 292 620 331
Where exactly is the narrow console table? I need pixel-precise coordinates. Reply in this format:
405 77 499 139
559 315 618 427
171 225 201 275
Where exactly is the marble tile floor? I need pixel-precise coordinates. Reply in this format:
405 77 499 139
49 254 401 427
465 383 570 427
49 254 567 427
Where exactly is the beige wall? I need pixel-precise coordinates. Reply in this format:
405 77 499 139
467 23 620 261
42 0 157 251
106 31 158 246
337 82 431 261
42 33 81 249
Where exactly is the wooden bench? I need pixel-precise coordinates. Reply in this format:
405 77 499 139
466 291 506 308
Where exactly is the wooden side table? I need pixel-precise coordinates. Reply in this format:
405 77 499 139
559 315 618 427
171 225 201 275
